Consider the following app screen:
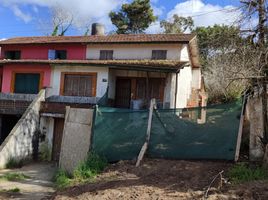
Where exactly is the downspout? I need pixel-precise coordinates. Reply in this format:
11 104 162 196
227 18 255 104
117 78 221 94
174 69 180 109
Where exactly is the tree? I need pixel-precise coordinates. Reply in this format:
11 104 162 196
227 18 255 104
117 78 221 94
50 6 73 36
240 0 268 166
194 25 258 103
194 25 242 68
109 0 157 34
160 14 194 34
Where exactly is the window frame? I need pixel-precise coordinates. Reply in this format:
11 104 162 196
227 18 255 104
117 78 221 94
151 50 167 60
60 72 97 97
99 50 114 60
48 49 67 60
4 51 21 60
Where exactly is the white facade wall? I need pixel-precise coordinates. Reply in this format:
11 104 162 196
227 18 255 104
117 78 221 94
86 44 184 60
192 68 202 89
180 44 190 62
169 66 193 108
48 65 109 98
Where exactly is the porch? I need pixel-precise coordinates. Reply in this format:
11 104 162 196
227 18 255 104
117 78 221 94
108 69 170 109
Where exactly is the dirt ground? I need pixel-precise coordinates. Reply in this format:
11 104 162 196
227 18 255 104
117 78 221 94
50 159 268 200
0 162 56 200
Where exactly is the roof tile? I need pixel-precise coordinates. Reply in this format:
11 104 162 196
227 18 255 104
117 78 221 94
0 34 196 45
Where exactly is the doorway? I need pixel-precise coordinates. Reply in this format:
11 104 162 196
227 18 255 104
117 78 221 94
52 118 65 162
115 78 131 108
0 115 21 145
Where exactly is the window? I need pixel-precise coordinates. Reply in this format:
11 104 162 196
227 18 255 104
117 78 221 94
152 50 167 60
48 50 67 60
5 51 21 59
14 73 40 94
99 50 113 60
61 73 97 97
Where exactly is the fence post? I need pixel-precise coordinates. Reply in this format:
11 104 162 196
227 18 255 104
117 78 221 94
235 95 247 161
136 98 156 167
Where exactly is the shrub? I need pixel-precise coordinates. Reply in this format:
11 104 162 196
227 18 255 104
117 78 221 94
5 158 24 169
228 163 268 184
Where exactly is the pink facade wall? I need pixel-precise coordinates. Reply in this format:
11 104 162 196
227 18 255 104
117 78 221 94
1 44 86 60
1 64 51 93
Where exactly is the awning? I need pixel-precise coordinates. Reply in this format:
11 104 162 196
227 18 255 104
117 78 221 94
0 59 189 72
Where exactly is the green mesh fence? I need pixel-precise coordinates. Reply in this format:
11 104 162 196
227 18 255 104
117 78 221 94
92 108 148 162
92 101 242 162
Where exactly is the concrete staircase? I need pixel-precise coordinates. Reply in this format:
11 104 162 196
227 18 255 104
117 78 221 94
0 90 45 168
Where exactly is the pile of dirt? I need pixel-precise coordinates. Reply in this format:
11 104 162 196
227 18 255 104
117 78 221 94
50 159 268 200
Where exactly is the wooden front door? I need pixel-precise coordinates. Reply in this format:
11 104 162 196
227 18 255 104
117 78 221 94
52 118 65 162
115 78 131 108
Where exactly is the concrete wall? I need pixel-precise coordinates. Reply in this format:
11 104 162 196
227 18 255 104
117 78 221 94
191 68 201 89
247 95 266 161
86 44 186 60
0 90 45 168
59 107 93 173
39 116 54 160
48 65 109 98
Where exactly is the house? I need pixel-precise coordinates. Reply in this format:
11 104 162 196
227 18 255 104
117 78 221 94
0 25 204 162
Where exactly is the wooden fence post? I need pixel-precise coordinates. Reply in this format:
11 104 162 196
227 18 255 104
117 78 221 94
136 98 156 167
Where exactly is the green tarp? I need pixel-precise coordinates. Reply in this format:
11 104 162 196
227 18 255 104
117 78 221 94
92 101 242 162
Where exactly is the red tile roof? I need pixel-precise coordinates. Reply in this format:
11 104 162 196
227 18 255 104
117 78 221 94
0 34 196 45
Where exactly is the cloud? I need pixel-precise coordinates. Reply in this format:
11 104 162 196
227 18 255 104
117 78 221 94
167 0 241 27
11 5 32 23
146 21 163 34
0 0 123 31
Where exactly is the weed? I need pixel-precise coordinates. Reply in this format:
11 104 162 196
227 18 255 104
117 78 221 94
0 187 20 193
0 173 30 181
73 152 107 181
5 158 24 169
54 152 107 188
54 170 71 189
228 163 268 184
39 142 52 161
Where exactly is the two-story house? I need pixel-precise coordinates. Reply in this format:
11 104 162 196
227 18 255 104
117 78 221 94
0 26 204 162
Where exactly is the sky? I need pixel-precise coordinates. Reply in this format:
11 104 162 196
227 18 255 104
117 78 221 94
0 0 243 39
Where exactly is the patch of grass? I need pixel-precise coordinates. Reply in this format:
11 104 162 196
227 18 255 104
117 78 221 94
54 152 107 188
5 158 24 169
0 173 30 181
0 187 20 193
228 163 268 184
54 170 71 189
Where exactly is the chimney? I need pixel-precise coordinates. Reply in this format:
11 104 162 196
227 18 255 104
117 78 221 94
91 23 105 36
